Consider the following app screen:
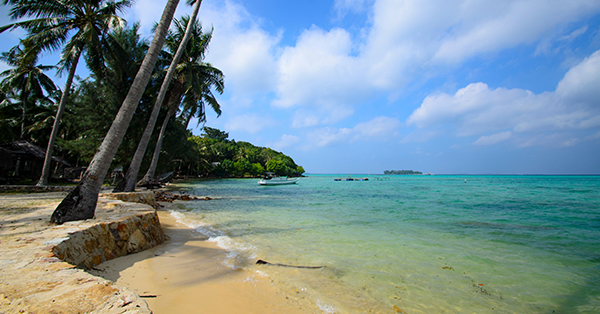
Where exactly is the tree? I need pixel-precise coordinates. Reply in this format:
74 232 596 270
116 0 204 192
266 158 290 176
58 22 152 169
0 0 132 186
51 0 180 223
0 42 56 140
138 15 223 186
202 126 229 141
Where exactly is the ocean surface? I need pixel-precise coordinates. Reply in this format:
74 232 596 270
165 175 600 313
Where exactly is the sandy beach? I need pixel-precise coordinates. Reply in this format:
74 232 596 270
87 202 322 313
0 191 322 313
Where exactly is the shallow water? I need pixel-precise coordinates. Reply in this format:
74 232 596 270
166 175 600 313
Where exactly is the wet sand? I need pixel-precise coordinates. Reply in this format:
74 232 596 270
88 205 321 313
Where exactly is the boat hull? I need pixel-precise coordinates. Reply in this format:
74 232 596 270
258 178 299 185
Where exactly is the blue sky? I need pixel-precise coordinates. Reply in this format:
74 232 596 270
2 0 600 174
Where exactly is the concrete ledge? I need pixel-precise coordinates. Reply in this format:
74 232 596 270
100 191 158 209
0 194 167 313
51 208 165 269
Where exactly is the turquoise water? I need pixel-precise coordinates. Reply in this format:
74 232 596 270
166 175 600 313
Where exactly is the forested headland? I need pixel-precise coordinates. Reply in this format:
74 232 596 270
383 170 423 175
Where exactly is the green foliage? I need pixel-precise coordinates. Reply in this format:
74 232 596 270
383 170 423 175
201 126 228 141
0 20 302 181
185 128 303 178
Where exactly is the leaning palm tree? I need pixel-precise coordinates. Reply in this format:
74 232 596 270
0 41 56 140
0 0 132 186
51 0 181 223
116 0 204 193
137 16 223 187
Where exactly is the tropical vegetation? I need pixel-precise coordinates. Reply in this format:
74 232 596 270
383 170 423 175
0 0 304 222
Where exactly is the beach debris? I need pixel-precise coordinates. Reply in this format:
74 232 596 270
442 266 454 270
139 295 158 298
393 305 405 312
256 259 326 269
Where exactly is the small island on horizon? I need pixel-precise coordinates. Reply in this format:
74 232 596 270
384 170 423 175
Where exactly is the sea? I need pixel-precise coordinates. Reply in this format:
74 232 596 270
164 174 600 313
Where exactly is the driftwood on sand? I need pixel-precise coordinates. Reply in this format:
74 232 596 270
256 259 326 269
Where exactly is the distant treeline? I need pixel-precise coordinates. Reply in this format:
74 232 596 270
384 170 423 175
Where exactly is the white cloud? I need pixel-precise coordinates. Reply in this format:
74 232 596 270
303 116 400 149
291 110 321 128
126 0 280 109
197 1 281 101
515 133 581 148
431 0 600 63
352 116 401 140
123 0 600 132
334 0 371 18
406 49 600 146
474 132 512 146
555 50 600 105
225 114 274 134
271 134 301 151
559 26 588 42
271 0 600 128
307 127 353 148
273 26 369 124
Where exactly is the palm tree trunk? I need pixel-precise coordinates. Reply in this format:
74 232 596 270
117 0 203 192
183 110 193 130
138 100 178 185
20 87 26 139
51 0 180 223
37 50 81 186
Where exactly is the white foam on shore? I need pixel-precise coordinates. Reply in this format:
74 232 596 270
169 209 257 270
208 235 258 270
316 299 337 314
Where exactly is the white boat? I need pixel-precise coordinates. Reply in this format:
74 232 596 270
258 175 299 185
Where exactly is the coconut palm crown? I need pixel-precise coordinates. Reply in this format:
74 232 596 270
1 0 132 186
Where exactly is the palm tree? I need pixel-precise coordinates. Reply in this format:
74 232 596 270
138 16 223 186
51 0 181 223
0 0 132 186
116 0 204 192
0 42 56 140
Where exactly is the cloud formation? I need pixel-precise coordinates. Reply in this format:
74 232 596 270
121 0 600 136
407 50 600 146
271 0 600 127
303 116 401 148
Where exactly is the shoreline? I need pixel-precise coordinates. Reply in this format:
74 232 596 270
0 190 322 313
88 201 322 313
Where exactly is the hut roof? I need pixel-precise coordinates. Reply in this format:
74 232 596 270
0 140 71 167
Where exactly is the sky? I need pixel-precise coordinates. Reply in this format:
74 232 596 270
1 0 600 174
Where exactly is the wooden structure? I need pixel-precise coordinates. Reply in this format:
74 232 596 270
0 140 71 184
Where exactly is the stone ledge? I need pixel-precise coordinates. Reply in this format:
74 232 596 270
0 194 167 313
100 191 158 209
51 203 165 269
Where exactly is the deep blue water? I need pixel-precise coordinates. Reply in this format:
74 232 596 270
167 175 600 313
